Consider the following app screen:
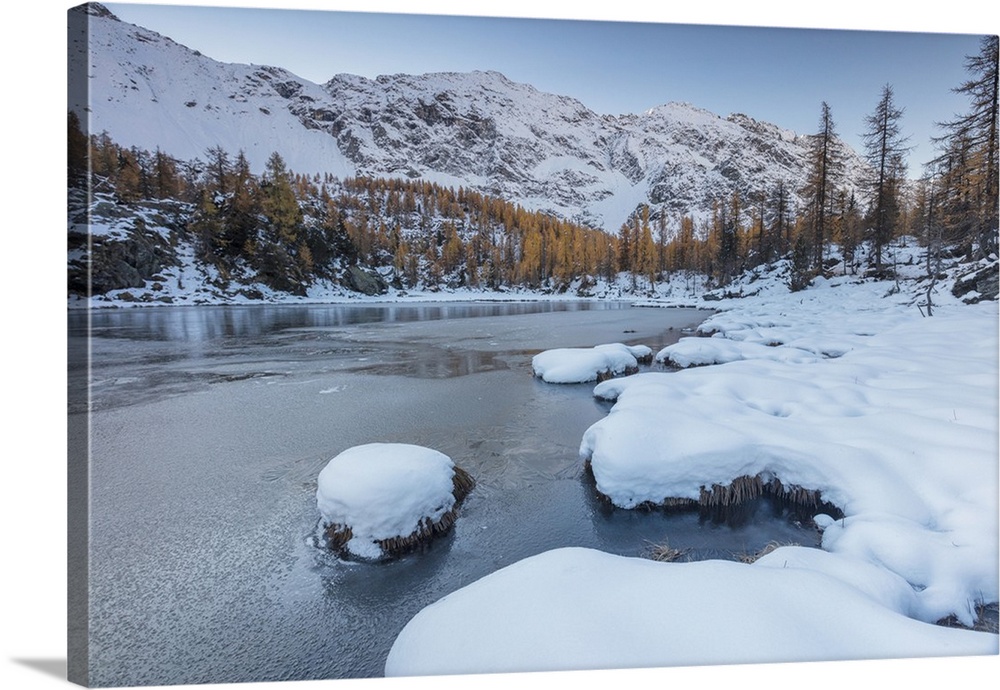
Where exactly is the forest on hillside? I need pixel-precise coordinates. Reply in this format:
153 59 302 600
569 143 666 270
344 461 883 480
67 36 997 301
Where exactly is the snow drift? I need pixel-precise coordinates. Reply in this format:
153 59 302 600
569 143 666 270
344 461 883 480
385 547 997 676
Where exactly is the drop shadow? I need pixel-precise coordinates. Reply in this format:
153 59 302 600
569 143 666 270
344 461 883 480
10 658 66 680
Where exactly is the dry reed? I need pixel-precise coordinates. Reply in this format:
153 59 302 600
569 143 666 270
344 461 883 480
596 365 640 383
736 540 799 564
645 538 687 562
584 465 843 524
324 464 476 559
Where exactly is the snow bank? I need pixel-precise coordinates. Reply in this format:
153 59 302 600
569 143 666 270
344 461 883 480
582 282 998 627
385 547 997 676
316 443 470 560
532 343 650 383
656 335 820 367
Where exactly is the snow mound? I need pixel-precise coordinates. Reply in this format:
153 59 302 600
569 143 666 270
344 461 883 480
384 547 997 676
532 343 649 383
316 443 473 560
580 286 998 627
656 335 820 367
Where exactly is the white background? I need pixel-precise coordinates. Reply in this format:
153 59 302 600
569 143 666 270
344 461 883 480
3 1 997 689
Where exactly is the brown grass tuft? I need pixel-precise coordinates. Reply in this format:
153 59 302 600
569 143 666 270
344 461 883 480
936 602 999 634
645 538 688 562
324 463 476 559
736 540 798 564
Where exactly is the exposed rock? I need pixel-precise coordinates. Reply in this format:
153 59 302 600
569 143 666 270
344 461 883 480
952 262 999 303
84 228 175 295
343 265 388 295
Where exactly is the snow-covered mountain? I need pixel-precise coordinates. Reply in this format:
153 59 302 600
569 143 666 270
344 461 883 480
69 3 869 229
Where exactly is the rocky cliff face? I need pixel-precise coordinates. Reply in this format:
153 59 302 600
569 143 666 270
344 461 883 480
71 3 869 230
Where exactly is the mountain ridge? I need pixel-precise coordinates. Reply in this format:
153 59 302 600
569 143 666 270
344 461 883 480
70 3 870 230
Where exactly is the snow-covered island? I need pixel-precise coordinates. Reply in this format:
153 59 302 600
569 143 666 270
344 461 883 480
386 253 999 675
316 443 475 560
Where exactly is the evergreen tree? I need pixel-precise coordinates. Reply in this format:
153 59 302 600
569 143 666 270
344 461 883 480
221 151 260 256
618 219 633 274
767 180 792 259
655 211 670 278
90 131 119 183
189 188 225 261
257 152 307 293
68 112 88 188
261 152 302 246
789 230 812 292
717 191 741 284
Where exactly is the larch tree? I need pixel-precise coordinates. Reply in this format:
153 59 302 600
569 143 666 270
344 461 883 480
637 211 658 285
204 145 231 195
911 172 945 315
114 148 143 202
835 189 863 275
932 132 977 252
933 35 998 259
862 84 909 272
801 102 843 269
153 148 181 200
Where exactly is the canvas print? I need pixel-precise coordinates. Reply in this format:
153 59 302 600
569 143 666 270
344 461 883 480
67 1 999 687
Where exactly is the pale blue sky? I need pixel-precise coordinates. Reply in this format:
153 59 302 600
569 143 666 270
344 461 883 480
104 1 994 169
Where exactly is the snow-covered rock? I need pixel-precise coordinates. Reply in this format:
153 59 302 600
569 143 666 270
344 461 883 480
531 343 649 383
316 443 474 560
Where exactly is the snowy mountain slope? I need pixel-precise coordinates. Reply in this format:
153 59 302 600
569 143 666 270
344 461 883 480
70 3 869 229
69 3 354 178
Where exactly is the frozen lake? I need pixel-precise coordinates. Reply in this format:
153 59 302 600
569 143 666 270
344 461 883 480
69 301 822 686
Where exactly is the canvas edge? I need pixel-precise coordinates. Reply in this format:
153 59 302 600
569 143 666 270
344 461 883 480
67 3 92 687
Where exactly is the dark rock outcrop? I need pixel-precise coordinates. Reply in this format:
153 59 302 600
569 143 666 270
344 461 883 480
952 262 999 303
343 265 388 295
76 228 175 295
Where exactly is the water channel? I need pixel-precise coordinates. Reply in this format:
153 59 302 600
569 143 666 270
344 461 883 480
68 301 821 686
